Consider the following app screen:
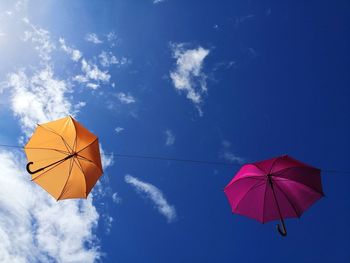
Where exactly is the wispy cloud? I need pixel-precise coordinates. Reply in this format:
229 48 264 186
116 92 136 104
81 59 111 82
165 129 175 146
85 33 102 44
106 31 117 42
74 59 111 89
105 31 118 47
99 51 130 68
6 67 72 136
125 175 177 223
153 0 165 4
233 14 255 27
115 127 124 134
112 192 122 204
170 43 209 115
86 83 100 90
99 145 114 170
220 140 244 164
59 38 82 62
1 13 88 140
22 19 55 63
99 51 118 67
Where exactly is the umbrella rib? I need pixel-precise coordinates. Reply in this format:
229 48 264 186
252 163 266 174
234 181 266 211
76 155 93 163
225 176 264 189
70 117 78 152
76 155 103 174
28 156 69 164
57 157 74 201
261 181 268 223
25 147 70 155
268 156 281 174
73 157 85 174
273 166 320 177
76 138 98 154
74 158 87 197
273 181 301 218
38 124 73 153
273 178 324 196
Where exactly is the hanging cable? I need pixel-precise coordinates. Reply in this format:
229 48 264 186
1 143 350 174
0 144 24 149
111 153 239 167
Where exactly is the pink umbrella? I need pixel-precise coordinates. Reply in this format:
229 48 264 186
224 155 324 236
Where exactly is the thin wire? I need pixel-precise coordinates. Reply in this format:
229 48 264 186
0 144 24 149
1 143 350 174
110 153 239 167
322 169 350 175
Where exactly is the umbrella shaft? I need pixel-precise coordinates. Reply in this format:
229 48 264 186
29 153 77 174
268 178 284 223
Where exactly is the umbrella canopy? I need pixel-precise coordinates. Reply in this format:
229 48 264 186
224 155 324 236
24 116 103 200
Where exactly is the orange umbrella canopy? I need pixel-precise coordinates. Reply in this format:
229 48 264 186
24 116 103 200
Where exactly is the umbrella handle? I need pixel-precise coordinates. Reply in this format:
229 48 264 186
276 219 287 237
26 154 76 175
26 162 45 174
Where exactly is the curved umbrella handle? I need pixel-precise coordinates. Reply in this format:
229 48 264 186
26 154 75 175
26 162 45 174
276 219 287 237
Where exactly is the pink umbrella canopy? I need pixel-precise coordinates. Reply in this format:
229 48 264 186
224 155 324 236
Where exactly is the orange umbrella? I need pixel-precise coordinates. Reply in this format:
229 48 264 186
24 116 103 200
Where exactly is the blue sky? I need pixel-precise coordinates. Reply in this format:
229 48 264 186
0 0 350 262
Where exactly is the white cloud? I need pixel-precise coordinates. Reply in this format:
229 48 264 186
170 43 209 115
222 152 244 164
153 0 164 3
99 51 118 67
73 75 88 83
165 129 175 146
58 39 116 91
220 140 244 164
125 175 176 223
86 83 99 90
99 145 114 171
105 31 118 47
22 22 55 63
0 150 100 263
74 101 86 111
81 59 111 82
5 67 72 136
106 31 117 42
116 92 136 104
103 215 114 234
98 51 130 68
0 19 82 138
14 0 28 12
114 127 124 134
59 38 82 62
74 59 110 89
112 192 122 204
85 33 102 44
